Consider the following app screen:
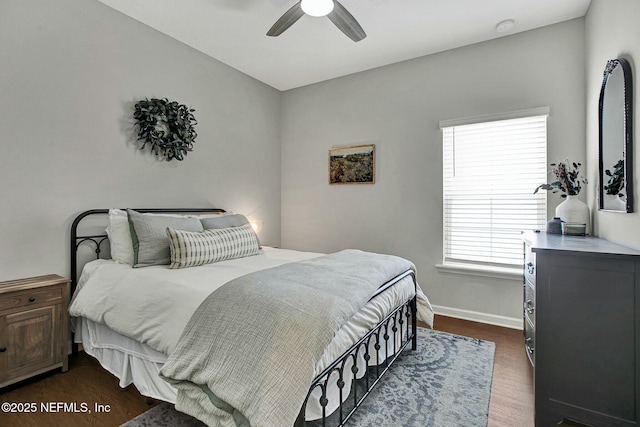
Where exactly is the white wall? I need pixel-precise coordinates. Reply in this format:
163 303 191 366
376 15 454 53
281 20 586 325
586 0 640 249
0 0 282 280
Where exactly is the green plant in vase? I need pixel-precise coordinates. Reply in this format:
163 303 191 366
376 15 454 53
534 160 587 197
534 160 590 234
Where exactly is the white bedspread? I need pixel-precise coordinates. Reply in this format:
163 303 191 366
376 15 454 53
69 247 433 358
70 248 319 354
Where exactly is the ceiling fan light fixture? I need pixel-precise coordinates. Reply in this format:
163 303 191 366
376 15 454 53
301 0 335 17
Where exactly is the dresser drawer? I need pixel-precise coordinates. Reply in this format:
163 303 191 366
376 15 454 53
0 286 63 312
524 316 535 367
524 243 536 285
523 280 535 325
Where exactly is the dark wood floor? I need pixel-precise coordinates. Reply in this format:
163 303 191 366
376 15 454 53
435 317 534 427
0 315 534 427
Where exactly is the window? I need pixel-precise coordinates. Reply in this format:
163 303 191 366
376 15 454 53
441 108 548 270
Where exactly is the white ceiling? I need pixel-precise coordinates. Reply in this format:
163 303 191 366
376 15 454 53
98 0 592 91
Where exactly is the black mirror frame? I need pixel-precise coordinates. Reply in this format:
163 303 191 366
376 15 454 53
598 58 634 212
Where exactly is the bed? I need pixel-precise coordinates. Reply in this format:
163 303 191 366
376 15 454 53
68 208 434 426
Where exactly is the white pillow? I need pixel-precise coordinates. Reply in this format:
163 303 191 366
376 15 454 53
106 209 230 265
107 209 134 265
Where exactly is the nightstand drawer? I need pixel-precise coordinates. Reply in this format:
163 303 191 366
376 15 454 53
0 287 63 312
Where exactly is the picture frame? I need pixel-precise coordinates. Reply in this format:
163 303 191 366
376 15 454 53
329 144 375 184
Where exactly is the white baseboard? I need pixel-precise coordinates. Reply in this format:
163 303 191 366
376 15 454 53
432 304 523 330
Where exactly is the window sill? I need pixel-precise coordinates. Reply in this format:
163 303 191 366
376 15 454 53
435 262 522 281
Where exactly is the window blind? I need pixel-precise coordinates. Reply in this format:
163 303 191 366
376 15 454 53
442 113 548 267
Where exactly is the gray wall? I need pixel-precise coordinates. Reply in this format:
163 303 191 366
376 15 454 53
281 20 586 325
1 0 613 327
586 0 640 248
0 0 282 280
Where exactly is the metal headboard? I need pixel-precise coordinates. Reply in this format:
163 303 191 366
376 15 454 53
70 208 226 295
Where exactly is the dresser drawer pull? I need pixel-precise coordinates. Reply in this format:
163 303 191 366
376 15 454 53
524 299 534 314
526 262 534 274
28 296 36 302
0 347 6 353
525 338 534 354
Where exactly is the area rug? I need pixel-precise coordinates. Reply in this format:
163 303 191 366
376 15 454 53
120 328 495 427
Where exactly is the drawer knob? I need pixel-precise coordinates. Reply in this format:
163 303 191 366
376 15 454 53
526 262 534 274
0 347 6 353
525 338 534 354
28 296 36 302
524 299 534 314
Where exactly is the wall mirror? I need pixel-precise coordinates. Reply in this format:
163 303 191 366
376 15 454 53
598 58 633 212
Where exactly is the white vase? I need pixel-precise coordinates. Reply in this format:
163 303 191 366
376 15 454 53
555 195 590 234
603 194 627 211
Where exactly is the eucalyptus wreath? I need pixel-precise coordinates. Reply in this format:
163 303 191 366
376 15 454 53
133 98 197 161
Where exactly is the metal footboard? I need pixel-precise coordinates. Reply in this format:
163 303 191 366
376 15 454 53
296 272 418 427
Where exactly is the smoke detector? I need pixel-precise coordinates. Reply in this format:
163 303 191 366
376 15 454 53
496 19 515 33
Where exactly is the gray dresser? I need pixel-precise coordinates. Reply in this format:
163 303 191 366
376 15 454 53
523 231 640 426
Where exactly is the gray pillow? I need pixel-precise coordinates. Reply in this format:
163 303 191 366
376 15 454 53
200 214 250 229
200 214 261 248
127 209 204 267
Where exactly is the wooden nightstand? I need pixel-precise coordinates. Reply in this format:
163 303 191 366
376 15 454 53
0 274 69 388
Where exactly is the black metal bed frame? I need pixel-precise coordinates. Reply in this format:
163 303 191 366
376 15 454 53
70 208 417 427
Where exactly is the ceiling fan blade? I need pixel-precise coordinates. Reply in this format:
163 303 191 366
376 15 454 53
267 2 305 37
327 0 366 42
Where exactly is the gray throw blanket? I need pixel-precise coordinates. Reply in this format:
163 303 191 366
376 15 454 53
159 249 415 427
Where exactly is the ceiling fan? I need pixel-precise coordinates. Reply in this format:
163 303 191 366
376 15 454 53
267 0 366 42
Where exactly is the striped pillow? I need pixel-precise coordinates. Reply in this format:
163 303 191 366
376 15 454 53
167 224 260 269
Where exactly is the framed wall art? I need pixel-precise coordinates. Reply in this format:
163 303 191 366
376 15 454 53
329 144 375 184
